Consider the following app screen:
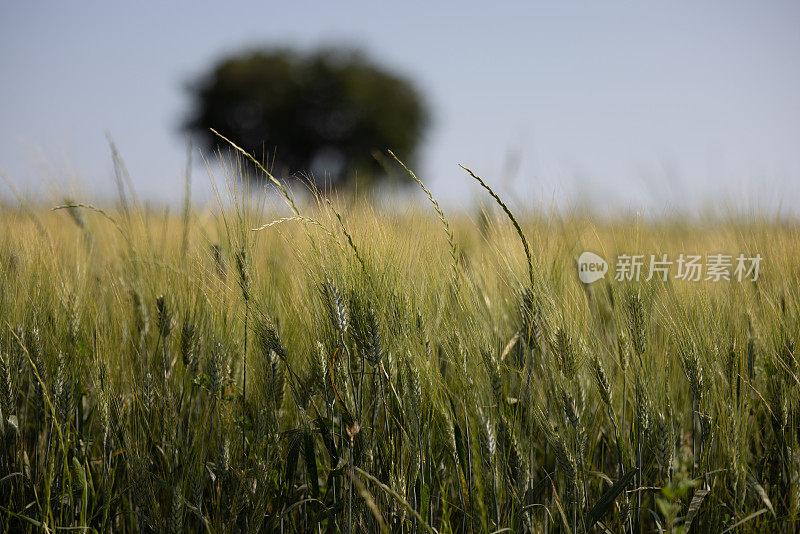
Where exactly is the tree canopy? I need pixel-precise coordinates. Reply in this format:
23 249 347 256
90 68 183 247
184 47 429 187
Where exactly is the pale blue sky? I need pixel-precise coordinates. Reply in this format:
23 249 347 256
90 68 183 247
2 1 799 215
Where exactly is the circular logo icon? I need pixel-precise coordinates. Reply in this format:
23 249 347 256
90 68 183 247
577 251 608 284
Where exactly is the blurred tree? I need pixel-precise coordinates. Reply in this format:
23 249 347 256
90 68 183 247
184 47 429 188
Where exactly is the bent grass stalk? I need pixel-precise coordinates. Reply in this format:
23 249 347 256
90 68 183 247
389 150 460 280
459 164 534 289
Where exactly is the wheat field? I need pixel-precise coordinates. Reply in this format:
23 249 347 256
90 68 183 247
0 151 798 533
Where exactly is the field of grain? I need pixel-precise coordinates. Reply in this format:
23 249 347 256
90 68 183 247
0 154 798 533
